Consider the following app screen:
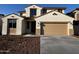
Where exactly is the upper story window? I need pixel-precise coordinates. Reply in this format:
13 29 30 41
41 9 47 15
30 8 37 17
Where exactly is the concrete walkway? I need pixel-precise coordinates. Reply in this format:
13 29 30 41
40 36 79 54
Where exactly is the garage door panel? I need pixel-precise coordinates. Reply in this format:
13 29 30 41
42 22 68 35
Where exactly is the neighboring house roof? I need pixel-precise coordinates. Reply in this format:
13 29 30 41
42 7 66 10
68 8 79 13
35 10 74 19
66 11 75 18
35 11 54 18
66 8 79 18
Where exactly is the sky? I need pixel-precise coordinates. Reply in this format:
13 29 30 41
0 4 79 15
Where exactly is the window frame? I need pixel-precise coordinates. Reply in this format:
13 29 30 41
8 19 17 28
30 8 37 17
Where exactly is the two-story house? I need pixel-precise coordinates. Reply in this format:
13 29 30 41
2 5 74 36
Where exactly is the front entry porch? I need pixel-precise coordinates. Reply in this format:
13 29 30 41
24 21 36 35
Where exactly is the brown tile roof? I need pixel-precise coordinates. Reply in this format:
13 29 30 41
35 10 74 19
35 10 54 18
43 7 66 10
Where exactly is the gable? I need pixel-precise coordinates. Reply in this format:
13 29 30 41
2 14 24 19
35 11 74 22
25 5 42 9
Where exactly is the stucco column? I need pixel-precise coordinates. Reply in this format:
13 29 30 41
36 9 42 17
2 18 8 35
36 21 41 35
36 29 40 35
16 19 23 35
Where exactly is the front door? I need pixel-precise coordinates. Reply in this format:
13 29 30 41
7 19 16 35
26 21 36 34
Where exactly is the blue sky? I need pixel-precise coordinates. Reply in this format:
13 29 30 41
0 4 79 15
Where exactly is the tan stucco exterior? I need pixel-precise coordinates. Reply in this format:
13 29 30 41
35 11 74 35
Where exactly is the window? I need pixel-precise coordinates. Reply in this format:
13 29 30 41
41 9 47 14
8 19 16 28
30 9 37 17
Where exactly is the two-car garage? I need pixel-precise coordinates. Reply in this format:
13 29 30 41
41 22 69 36
35 11 74 36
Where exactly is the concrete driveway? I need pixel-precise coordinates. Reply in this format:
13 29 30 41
40 36 79 54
